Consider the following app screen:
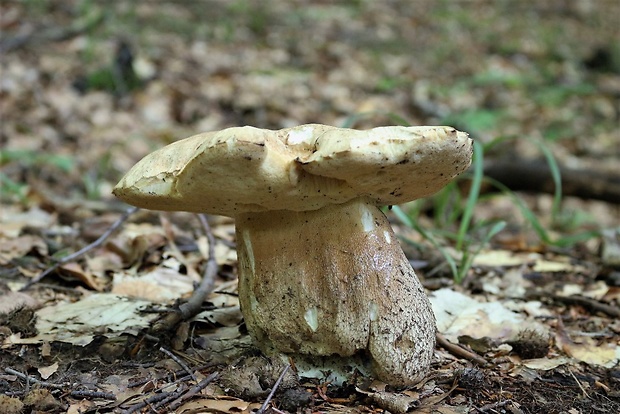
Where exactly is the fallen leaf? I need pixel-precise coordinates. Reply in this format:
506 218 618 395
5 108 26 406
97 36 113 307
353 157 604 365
177 396 251 413
429 288 547 342
111 267 195 302
0 206 56 238
532 258 577 273
473 249 530 267
556 318 619 368
5 293 159 346
193 306 243 327
0 235 48 264
522 357 571 370
38 362 59 379
356 387 417 414
0 290 39 314
59 262 104 291
66 400 96 414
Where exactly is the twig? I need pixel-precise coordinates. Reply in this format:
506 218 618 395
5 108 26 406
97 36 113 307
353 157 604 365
568 368 590 399
549 294 620 318
475 399 513 412
122 391 175 414
436 333 489 366
150 385 188 411
152 214 219 332
69 390 116 400
20 206 139 291
257 365 290 414
179 214 218 318
127 363 217 388
159 347 196 381
4 367 67 389
168 371 219 411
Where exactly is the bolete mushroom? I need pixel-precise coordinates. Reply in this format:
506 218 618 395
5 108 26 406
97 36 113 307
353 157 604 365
113 124 472 385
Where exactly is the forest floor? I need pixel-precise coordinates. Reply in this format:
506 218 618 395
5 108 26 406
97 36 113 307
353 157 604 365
1 1 619 413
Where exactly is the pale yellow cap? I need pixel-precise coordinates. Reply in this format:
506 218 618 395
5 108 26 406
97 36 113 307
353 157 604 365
113 124 472 216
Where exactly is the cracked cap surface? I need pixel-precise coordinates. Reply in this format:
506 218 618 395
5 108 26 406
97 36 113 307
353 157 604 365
113 124 473 216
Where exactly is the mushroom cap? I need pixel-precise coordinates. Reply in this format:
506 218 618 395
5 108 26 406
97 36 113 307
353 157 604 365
113 124 472 216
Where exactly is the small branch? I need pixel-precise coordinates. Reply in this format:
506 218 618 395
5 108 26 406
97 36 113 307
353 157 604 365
435 333 489 366
127 363 217 388
568 368 590 399
484 156 620 204
20 206 139 291
178 214 218 319
122 391 177 414
69 390 116 400
4 367 67 389
152 214 218 332
257 365 290 414
149 385 188 411
549 294 620 318
168 371 219 411
159 347 196 381
475 399 513 412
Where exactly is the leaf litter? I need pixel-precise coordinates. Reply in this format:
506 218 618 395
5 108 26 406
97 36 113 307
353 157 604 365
1 1 619 413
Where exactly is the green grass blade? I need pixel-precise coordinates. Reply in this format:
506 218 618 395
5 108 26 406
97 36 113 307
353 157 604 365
456 140 484 251
530 137 563 219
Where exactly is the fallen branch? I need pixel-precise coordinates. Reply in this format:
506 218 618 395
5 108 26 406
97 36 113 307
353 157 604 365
484 156 620 204
127 363 217 388
549 294 620 318
526 292 620 318
168 371 219 411
152 214 218 332
257 365 290 414
475 399 514 412
69 390 116 401
4 367 67 390
159 347 197 382
435 333 489 366
122 389 181 414
20 206 139 291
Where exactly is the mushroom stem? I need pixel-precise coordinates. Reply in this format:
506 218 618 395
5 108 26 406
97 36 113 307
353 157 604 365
235 198 436 385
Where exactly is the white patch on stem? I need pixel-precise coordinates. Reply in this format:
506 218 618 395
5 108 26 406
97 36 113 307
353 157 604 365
384 230 391 243
361 206 375 232
304 307 319 332
369 302 379 321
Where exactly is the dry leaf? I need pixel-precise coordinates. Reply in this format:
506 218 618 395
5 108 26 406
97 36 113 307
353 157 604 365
0 290 38 314
522 357 571 370
430 288 547 342
0 206 56 238
5 293 159 346
38 362 59 380
356 387 418 414
177 396 250 413
556 319 620 368
111 267 194 302
532 258 578 273
0 235 48 264
59 262 104 291
473 249 530 267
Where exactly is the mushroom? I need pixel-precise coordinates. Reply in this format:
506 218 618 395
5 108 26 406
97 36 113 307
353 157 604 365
113 124 473 385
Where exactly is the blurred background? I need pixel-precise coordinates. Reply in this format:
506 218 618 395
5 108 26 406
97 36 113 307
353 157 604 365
2 3 620 410
1 0 619 251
